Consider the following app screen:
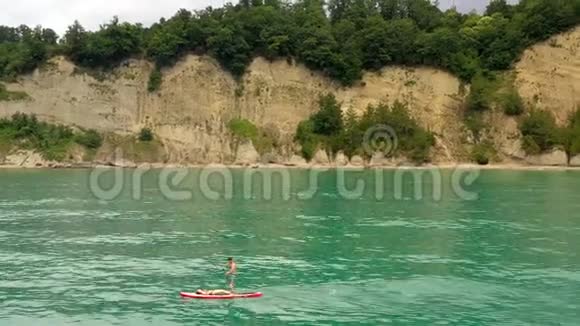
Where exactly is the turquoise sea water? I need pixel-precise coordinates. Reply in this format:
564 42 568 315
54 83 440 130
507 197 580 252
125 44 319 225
0 168 579 325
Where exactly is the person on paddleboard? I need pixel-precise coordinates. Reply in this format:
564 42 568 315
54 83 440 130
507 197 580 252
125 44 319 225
226 257 237 291
195 289 232 295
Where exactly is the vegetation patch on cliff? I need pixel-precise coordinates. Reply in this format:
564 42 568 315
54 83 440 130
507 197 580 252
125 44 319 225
147 68 162 93
561 108 580 158
519 107 580 160
295 94 343 161
104 133 165 163
138 128 154 142
296 94 434 163
499 87 525 116
0 113 103 161
228 118 277 155
520 110 560 155
463 72 524 159
471 142 497 165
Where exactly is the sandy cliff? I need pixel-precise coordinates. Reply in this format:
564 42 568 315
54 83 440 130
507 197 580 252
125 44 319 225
489 26 580 165
0 55 465 165
516 27 580 124
1 26 579 166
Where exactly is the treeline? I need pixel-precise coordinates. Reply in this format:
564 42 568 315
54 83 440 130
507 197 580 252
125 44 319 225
1 0 579 86
0 25 58 80
296 94 434 163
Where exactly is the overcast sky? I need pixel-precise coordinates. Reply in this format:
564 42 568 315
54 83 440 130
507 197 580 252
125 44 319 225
1 0 513 35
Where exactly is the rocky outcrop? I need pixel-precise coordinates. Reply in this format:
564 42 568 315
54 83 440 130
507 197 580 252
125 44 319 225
498 137 527 161
349 155 365 167
311 149 331 165
287 155 308 167
369 153 388 166
525 150 568 166
234 141 260 165
109 159 138 168
368 152 407 167
569 155 580 167
261 152 283 164
3 150 47 168
1 150 79 168
334 152 349 166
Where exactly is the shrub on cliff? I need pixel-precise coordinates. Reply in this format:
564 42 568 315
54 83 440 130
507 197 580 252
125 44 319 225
138 128 154 142
311 94 343 137
228 119 258 141
521 135 542 155
296 95 434 163
519 110 559 154
358 101 435 163
294 94 345 159
295 120 317 161
466 74 494 112
471 142 496 165
147 68 162 93
228 118 277 155
567 108 580 156
341 108 364 158
558 107 580 157
0 113 78 161
501 88 525 116
75 129 103 149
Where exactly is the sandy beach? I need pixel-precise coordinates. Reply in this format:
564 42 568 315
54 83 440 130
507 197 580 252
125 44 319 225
2 161 580 171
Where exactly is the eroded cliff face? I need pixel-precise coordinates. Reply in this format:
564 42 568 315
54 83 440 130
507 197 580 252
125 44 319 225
1 27 579 166
0 55 466 164
516 26 580 124
336 66 466 162
242 58 467 163
0 57 149 133
490 26 580 165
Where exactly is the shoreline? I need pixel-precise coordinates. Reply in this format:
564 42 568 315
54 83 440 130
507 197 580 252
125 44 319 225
1 162 580 171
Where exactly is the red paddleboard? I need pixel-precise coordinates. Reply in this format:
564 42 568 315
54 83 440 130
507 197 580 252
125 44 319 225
180 291 263 300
